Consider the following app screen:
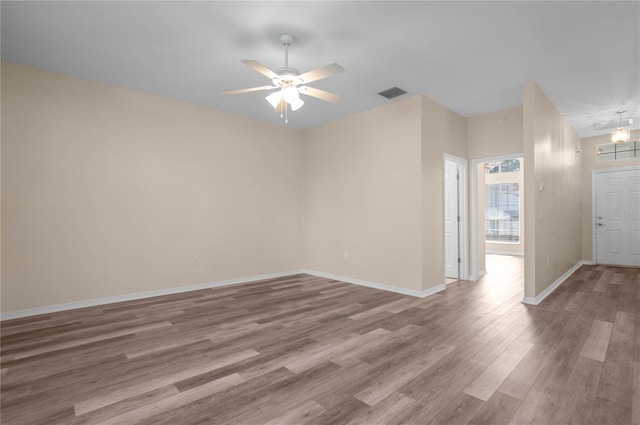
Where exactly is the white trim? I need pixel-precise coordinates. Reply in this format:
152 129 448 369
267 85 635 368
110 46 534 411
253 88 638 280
470 153 524 281
443 154 469 280
473 153 526 164
1 269 305 321
592 170 597 264
591 165 640 265
486 250 524 256
478 269 487 277
521 260 586 305
1 268 447 321
471 159 479 280
302 269 446 298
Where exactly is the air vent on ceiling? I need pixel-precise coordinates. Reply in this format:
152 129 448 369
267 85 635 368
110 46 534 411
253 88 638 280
378 87 407 99
593 117 634 130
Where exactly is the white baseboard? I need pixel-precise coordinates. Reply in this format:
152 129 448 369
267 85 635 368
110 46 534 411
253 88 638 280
0 269 305 321
1 268 446 321
302 269 446 298
521 260 588 306
469 269 486 282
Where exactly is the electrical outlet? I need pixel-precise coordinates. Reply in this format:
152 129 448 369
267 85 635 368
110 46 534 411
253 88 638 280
193 256 199 265
344 251 349 260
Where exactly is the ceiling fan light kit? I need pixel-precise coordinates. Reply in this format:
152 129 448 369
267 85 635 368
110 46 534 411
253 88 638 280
222 33 344 123
611 111 631 144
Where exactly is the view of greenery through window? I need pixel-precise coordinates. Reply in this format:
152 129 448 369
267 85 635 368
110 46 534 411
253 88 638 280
485 159 520 174
485 159 520 243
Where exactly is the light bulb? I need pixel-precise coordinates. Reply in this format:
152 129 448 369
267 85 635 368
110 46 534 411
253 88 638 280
611 127 630 144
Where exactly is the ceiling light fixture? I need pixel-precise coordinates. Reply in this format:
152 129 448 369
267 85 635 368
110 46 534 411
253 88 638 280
222 33 344 124
611 111 631 143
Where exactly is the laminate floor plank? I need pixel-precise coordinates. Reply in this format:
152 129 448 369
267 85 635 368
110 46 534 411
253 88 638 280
354 342 455 406
425 392 484 425
1 256 637 425
508 389 557 425
74 349 259 415
632 361 640 425
97 373 245 425
345 392 415 425
498 316 568 400
532 309 597 398
596 311 635 408
463 340 533 401
547 356 604 425
66 385 180 425
467 391 521 425
580 319 614 362
261 400 326 425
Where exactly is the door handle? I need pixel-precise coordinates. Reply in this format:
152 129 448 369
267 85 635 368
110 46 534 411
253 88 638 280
598 223 603 226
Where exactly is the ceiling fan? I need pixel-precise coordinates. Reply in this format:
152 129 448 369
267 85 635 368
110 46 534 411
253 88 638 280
222 33 344 123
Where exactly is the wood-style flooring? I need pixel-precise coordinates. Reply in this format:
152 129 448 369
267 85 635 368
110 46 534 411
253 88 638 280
1 255 639 424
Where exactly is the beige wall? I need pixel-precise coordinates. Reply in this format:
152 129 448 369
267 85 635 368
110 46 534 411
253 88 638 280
301 96 424 291
301 94 466 292
523 81 582 299
580 131 640 261
1 62 303 312
3 62 600 312
467 107 523 160
421 96 467 287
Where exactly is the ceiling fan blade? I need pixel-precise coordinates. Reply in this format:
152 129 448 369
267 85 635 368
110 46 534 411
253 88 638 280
242 59 279 80
298 63 344 84
222 86 277 95
299 86 342 103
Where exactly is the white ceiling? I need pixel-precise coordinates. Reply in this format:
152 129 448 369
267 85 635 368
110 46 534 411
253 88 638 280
2 1 639 137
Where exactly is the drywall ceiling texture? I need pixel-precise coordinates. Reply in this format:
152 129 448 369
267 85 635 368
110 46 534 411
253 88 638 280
1 63 303 312
1 1 638 136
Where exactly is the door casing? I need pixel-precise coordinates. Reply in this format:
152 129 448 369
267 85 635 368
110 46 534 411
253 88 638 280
443 154 468 281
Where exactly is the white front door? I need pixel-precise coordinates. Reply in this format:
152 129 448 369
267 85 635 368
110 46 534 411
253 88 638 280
445 160 460 278
595 168 640 267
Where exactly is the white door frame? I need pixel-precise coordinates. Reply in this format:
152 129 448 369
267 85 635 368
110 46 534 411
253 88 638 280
470 153 524 280
592 165 640 265
443 154 469 281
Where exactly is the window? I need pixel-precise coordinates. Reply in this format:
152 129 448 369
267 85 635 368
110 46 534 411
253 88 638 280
485 159 520 174
485 182 520 242
596 140 639 162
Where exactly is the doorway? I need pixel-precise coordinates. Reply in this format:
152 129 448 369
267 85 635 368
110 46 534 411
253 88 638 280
593 167 640 266
444 155 468 281
470 153 524 280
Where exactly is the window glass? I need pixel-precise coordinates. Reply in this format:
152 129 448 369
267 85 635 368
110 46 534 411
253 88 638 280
485 159 520 174
596 140 639 162
485 182 520 242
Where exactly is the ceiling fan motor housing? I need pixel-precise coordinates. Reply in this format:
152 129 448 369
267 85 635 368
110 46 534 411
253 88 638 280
273 67 302 87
